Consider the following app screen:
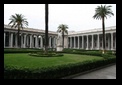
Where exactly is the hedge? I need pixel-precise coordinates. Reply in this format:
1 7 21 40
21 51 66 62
4 56 116 79
4 48 57 53
29 52 63 57
4 48 43 53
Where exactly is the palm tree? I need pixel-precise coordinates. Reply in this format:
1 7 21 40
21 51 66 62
45 4 49 54
57 24 68 48
8 14 28 48
93 5 114 54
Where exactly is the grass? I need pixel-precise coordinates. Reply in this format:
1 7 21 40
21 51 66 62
4 53 103 69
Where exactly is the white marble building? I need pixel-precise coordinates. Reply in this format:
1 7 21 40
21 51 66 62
4 24 116 50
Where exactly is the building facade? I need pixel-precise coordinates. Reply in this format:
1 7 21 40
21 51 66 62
4 25 116 50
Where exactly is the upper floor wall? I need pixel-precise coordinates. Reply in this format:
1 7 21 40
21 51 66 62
68 26 116 37
4 25 116 37
4 25 58 37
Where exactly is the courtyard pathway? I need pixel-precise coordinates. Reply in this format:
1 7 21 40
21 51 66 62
72 64 116 79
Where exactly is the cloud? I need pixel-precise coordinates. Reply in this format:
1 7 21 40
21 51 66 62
4 4 116 31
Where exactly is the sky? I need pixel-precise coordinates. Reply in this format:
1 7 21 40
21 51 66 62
4 4 116 32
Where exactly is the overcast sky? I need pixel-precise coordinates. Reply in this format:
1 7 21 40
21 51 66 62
4 4 116 32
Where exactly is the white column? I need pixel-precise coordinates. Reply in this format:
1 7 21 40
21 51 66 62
97 34 99 50
35 35 37 48
78 36 79 49
111 33 113 50
40 36 42 48
10 33 13 48
74 37 76 49
82 36 84 49
4 32 6 48
40 36 43 48
23 34 26 48
56 37 57 46
92 35 94 50
56 37 58 47
53 37 54 48
49 37 51 48
30 34 32 48
55 36 57 48
86 35 88 50
67 36 69 48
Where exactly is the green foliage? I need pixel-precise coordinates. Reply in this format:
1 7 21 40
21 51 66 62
29 52 63 57
63 49 116 59
101 53 116 59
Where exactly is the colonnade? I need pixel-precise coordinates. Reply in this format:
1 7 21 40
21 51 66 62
4 32 57 48
68 32 116 50
4 25 116 51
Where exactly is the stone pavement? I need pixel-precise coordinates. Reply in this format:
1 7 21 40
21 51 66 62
72 64 116 79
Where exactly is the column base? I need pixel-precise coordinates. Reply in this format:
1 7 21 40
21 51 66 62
96 48 99 50
111 48 113 50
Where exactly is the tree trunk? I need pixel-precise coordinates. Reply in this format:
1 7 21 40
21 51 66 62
102 17 105 54
45 4 48 54
62 31 64 48
17 26 21 48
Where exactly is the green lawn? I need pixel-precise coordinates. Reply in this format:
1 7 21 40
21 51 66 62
4 53 103 69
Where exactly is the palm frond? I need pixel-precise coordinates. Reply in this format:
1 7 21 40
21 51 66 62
8 13 28 29
65 30 68 35
93 5 114 20
57 24 68 35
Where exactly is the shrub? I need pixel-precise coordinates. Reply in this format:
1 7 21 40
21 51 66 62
29 52 64 57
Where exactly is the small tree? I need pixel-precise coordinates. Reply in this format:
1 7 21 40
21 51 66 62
93 5 114 54
8 14 28 48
